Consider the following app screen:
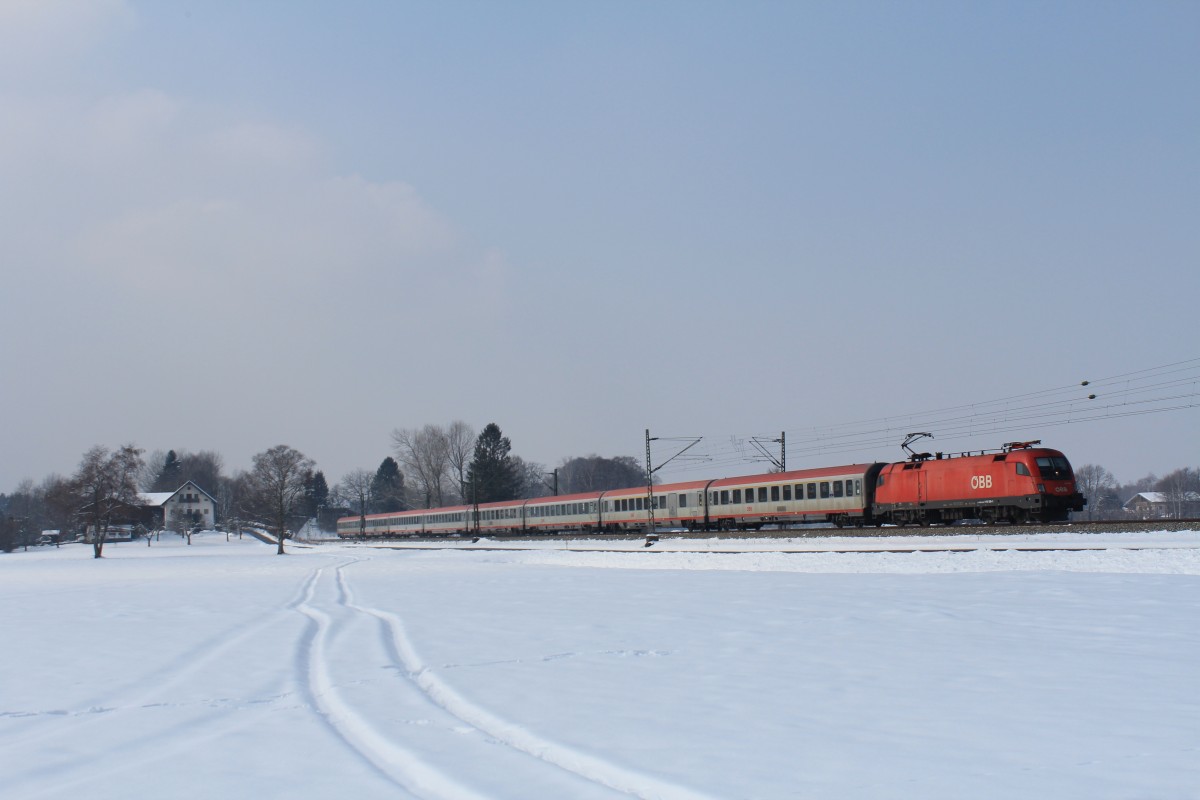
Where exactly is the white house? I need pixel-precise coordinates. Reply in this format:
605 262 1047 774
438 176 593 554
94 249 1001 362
1123 491 1200 519
139 481 218 530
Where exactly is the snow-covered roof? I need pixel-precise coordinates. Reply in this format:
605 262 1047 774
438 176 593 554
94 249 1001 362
1124 491 1200 507
139 492 175 507
138 481 217 508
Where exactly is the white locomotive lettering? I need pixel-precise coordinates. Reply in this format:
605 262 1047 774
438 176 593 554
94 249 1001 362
970 475 993 490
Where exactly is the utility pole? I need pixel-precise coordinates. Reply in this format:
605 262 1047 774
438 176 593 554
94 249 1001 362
644 429 703 535
646 429 654 535
750 432 786 472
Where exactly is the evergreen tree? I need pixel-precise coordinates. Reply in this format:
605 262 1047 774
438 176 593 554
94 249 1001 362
303 470 330 517
154 449 183 491
370 457 407 512
464 423 521 504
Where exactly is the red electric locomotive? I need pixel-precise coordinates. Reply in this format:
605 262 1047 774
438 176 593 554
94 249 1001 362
871 440 1085 526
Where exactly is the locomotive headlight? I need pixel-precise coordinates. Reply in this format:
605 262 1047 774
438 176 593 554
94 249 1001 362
1037 484 1045 493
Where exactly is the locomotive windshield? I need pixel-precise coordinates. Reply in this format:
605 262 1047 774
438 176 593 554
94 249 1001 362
1035 456 1072 480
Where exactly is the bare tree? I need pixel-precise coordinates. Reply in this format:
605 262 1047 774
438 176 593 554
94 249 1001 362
73 444 145 559
445 420 475 502
247 445 314 555
1074 464 1118 520
391 424 452 507
558 455 647 494
39 474 76 537
178 451 224 495
140 450 167 492
1157 467 1200 519
339 469 374 538
510 456 552 499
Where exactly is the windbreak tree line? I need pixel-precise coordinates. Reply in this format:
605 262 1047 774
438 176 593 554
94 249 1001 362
5 422 647 552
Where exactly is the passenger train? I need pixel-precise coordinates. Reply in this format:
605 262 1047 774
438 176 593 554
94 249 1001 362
337 441 1085 538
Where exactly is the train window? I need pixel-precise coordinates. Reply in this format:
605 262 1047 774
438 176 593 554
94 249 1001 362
634 497 642 511
1016 462 1031 477
782 485 792 501
833 481 844 498
720 490 730 505
678 493 687 507
732 489 742 503
807 483 817 499
758 487 768 503
820 482 830 499
770 486 779 502
1036 457 1072 479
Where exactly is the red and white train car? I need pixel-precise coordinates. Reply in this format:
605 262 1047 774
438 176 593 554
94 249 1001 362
337 441 1085 537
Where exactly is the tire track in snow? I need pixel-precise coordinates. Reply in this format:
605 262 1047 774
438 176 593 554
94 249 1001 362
0 562 327 751
2 564 334 797
294 560 487 800
335 564 717 800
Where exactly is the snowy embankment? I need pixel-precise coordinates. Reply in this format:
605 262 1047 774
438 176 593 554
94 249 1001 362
2 530 1198 799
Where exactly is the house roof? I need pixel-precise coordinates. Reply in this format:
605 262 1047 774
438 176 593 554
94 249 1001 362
1124 491 1200 508
138 481 217 508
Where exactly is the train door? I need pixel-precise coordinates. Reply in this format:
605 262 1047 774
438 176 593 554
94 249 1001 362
915 466 927 507
667 492 679 524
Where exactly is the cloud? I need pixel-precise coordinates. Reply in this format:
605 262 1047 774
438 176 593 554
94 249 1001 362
205 121 321 168
0 85 506 322
76 173 462 298
0 0 135 66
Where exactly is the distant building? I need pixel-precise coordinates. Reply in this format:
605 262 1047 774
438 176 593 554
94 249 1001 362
1123 491 1200 519
140 481 218 529
79 480 219 534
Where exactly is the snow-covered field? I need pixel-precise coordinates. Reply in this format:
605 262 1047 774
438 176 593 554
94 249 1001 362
3 531 1198 799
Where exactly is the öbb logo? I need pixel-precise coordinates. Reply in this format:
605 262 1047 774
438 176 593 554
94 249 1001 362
970 475 993 490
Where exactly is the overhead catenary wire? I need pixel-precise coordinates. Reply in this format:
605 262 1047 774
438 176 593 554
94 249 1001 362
654 357 1200 479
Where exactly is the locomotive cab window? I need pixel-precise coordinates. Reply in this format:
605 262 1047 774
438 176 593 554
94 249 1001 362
1036 457 1072 480
1016 463 1031 476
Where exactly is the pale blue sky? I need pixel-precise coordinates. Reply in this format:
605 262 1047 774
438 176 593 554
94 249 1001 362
2 1 1197 490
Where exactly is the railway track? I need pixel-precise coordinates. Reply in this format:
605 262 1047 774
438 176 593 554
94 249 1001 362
343 517 1200 546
